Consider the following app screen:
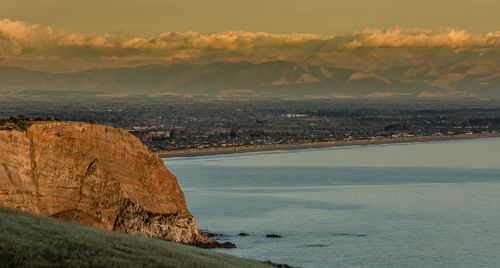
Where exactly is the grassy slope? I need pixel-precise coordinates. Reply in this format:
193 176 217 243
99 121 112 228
0 207 273 268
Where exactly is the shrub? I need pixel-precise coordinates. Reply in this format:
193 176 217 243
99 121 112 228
0 115 63 131
8 115 32 131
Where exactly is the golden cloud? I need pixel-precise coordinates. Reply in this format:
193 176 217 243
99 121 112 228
0 18 330 57
1 18 500 68
345 26 500 48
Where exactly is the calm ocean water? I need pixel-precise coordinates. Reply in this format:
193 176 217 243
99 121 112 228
164 138 500 268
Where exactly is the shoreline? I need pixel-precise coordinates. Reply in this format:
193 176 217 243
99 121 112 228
158 133 500 158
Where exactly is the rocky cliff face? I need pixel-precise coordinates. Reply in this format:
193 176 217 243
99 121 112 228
0 121 214 246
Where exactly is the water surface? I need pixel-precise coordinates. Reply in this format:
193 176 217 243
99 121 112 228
164 138 500 267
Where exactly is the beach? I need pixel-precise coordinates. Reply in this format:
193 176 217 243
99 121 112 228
158 133 500 157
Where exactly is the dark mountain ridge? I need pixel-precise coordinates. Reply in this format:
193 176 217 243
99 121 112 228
0 60 499 98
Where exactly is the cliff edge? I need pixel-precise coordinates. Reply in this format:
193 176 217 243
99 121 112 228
0 121 215 246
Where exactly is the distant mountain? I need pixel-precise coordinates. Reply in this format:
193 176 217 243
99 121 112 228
1 60 499 98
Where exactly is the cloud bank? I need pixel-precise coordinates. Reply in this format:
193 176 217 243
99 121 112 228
0 18 329 57
1 18 500 71
345 27 500 48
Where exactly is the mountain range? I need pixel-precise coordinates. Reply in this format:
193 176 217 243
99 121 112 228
1 60 499 98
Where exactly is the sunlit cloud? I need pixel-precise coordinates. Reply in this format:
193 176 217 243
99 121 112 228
0 18 330 58
345 26 500 48
1 17 500 71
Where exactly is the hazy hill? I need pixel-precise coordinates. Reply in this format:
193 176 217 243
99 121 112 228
0 60 499 98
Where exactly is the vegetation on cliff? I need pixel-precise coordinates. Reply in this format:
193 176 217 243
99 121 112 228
0 115 63 131
0 207 272 267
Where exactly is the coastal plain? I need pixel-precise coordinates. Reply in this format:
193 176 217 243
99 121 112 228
159 132 500 157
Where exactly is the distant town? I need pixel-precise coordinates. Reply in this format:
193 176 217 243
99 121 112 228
2 95 500 152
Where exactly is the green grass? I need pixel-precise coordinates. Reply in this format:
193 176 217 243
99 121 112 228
0 207 274 268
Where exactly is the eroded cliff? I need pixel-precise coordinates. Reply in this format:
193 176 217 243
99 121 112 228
0 121 214 246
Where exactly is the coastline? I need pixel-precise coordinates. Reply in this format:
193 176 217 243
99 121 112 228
158 133 500 158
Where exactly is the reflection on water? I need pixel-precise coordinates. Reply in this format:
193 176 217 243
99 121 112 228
164 138 500 268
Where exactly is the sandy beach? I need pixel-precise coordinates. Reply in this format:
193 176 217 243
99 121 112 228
158 133 500 158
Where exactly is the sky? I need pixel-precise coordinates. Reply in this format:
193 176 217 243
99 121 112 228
1 0 499 34
0 1 499 73
1 1 500 97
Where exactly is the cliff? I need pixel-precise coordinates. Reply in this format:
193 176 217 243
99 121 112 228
0 121 215 246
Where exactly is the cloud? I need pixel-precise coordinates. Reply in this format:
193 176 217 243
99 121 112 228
345 26 500 48
119 31 330 51
1 17 500 71
0 18 331 58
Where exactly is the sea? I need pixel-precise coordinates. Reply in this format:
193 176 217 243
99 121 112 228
163 138 500 268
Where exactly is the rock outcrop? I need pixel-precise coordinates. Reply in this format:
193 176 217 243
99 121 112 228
0 121 214 246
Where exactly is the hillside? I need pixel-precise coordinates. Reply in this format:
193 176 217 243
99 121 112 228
1 60 499 98
0 207 274 267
